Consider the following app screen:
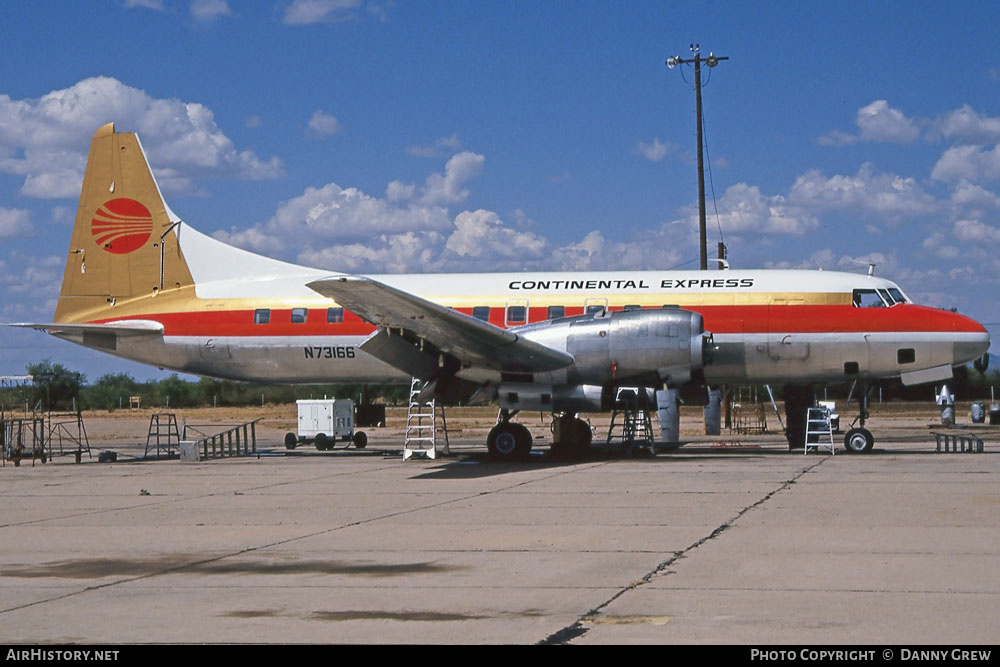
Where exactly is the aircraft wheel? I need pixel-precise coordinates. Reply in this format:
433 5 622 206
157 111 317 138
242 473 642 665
843 428 874 454
315 433 329 451
487 422 532 460
353 431 367 449
284 432 298 450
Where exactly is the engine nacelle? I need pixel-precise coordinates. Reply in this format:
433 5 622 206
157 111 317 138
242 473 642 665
521 308 710 386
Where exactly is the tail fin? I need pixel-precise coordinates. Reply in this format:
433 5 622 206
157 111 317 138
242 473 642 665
55 123 194 323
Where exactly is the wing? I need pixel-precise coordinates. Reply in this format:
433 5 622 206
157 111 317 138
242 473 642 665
307 276 573 374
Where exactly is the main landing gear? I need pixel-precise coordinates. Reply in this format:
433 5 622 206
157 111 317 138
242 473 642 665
486 410 594 461
487 409 533 461
842 381 875 454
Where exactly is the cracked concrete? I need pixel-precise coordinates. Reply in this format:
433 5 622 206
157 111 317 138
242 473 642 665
0 417 997 644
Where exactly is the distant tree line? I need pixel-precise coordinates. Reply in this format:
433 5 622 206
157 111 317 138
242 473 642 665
1 361 410 412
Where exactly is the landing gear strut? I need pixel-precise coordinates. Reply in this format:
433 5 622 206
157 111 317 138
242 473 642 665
843 381 875 454
487 409 532 461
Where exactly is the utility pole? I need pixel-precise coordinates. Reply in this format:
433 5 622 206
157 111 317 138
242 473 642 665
666 44 728 270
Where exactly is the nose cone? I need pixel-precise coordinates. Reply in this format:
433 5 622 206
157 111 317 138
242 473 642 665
952 312 991 365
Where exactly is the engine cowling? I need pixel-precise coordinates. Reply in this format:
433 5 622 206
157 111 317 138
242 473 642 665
520 308 711 387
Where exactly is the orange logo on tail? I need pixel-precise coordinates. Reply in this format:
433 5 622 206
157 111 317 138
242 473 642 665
91 198 153 254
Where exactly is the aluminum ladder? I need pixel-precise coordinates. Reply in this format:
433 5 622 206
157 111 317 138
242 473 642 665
403 378 450 460
803 406 835 455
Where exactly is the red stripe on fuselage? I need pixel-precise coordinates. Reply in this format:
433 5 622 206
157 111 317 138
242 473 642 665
90 303 986 337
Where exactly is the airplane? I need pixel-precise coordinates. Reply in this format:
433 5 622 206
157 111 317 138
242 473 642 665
12 123 992 458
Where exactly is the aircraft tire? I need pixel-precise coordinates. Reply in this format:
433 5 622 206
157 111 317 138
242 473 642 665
487 422 532 461
284 432 298 450
353 431 367 449
843 427 874 454
315 433 329 451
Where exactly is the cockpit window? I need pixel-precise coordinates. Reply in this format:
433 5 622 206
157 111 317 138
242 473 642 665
877 289 895 306
853 289 888 308
888 288 907 304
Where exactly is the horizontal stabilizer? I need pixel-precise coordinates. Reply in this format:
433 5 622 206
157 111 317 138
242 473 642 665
308 276 573 373
9 320 165 336
7 320 164 352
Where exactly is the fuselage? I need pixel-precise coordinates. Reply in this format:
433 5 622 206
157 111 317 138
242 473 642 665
57 226 989 388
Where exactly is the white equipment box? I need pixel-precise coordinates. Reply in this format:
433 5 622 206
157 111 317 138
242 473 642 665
286 399 367 450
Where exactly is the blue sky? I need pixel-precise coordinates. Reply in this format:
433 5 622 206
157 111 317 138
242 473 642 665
1 0 999 382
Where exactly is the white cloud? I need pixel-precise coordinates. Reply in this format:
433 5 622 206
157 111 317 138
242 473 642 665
191 0 231 21
819 100 919 145
444 209 547 260
123 0 165 10
418 152 484 205
953 218 1000 244
635 137 673 162
307 110 342 137
937 105 1000 145
673 183 818 237
931 144 1000 184
407 134 462 158
856 100 920 143
0 77 283 198
788 163 938 217
284 0 362 25
0 208 34 238
951 181 1000 210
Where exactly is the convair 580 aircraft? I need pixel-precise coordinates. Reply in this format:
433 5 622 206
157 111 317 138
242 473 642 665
17 124 991 457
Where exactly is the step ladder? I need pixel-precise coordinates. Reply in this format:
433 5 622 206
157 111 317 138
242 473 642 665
803 406 835 455
606 389 654 454
145 413 180 457
403 378 450 460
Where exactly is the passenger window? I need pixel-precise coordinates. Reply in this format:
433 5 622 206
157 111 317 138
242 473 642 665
897 348 915 364
624 304 642 311
547 305 565 320
472 306 490 322
253 308 270 325
586 305 605 315
291 308 308 323
507 305 526 324
327 307 344 323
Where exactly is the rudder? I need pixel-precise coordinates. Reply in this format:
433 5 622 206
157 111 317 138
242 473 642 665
55 123 194 323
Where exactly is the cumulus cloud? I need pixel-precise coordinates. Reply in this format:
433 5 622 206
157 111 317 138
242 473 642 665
407 134 462 158
307 110 342 137
953 218 1000 244
634 138 673 162
190 0 231 21
0 208 34 238
124 0 165 10
788 163 938 218
936 105 1000 145
284 0 362 25
213 149 689 274
0 76 282 198
931 144 1000 184
819 100 920 145
671 183 818 237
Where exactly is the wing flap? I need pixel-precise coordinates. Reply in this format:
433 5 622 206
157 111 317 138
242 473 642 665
308 276 573 373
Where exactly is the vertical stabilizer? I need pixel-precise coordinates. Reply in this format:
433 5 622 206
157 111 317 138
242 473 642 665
55 123 194 323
